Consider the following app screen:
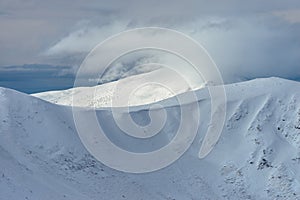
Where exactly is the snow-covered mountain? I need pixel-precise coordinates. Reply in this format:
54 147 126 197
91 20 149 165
1 77 300 199
33 68 205 107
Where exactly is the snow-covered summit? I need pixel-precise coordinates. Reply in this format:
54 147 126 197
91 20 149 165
32 68 206 108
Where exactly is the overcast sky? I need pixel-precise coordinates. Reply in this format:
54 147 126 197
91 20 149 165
0 0 300 92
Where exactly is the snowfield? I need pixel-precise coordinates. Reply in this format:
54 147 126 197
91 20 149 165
1 77 300 199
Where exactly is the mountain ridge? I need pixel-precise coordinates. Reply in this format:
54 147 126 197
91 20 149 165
1 77 300 199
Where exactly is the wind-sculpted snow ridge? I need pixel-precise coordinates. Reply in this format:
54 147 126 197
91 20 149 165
1 77 300 199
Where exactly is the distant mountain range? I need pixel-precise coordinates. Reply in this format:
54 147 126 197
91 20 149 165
0 64 75 94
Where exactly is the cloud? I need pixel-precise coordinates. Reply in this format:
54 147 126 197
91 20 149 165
44 15 300 84
45 21 130 56
187 17 300 82
1 0 300 85
273 9 300 24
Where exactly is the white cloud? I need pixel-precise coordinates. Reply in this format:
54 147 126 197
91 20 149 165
43 16 300 83
1 0 300 82
45 21 130 56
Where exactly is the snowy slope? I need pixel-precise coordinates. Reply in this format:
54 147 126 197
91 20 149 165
32 68 204 107
1 77 300 200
